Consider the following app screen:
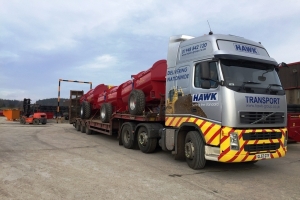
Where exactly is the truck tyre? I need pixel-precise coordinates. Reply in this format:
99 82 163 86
121 123 136 149
128 90 145 115
76 122 81 131
185 131 206 169
100 103 112 123
137 126 157 153
81 124 86 133
33 119 39 125
86 125 92 135
81 101 91 119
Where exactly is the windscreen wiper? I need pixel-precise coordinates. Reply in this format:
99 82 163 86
266 84 282 94
238 81 261 91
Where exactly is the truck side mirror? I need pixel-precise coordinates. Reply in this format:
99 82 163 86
200 62 210 79
201 80 211 89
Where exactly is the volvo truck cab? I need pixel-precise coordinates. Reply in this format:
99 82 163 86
163 33 287 169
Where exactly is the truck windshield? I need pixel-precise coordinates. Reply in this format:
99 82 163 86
221 59 284 95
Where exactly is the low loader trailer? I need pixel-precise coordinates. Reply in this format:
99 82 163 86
71 32 288 169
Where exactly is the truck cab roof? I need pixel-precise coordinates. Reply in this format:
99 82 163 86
167 33 277 69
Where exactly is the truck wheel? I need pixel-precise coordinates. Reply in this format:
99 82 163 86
86 125 92 135
137 126 157 153
128 90 145 115
76 122 81 131
81 124 86 133
185 131 206 169
33 119 39 125
100 103 112 123
81 101 91 119
121 123 136 149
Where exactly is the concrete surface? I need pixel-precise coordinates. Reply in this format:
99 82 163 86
0 116 299 200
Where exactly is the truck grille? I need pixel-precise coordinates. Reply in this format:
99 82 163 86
240 112 284 124
242 132 282 140
244 143 280 152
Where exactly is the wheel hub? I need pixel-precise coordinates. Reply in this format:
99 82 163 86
185 141 195 159
138 132 148 146
100 107 105 119
129 96 136 110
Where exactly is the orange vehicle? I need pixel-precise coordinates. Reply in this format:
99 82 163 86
20 98 47 125
20 113 47 125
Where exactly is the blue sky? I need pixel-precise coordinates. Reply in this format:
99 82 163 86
1 0 300 102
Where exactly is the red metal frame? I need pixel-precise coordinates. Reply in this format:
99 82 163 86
287 113 300 142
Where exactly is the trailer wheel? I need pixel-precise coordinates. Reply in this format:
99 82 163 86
137 126 157 153
81 124 86 133
121 123 136 149
128 90 145 115
86 125 92 135
76 122 81 131
100 103 112 123
81 101 91 119
33 119 39 125
185 131 206 169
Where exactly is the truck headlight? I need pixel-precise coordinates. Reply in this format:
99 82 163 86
230 132 239 150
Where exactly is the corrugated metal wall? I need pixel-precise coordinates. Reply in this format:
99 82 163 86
285 89 300 105
278 62 300 105
278 62 300 89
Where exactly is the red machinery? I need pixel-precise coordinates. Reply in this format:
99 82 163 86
79 60 167 122
20 112 47 125
286 105 300 142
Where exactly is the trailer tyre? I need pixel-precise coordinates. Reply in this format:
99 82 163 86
137 126 157 153
100 103 112 123
81 124 86 133
185 131 206 169
129 90 145 115
33 119 39 125
86 125 92 135
121 123 136 149
76 122 81 131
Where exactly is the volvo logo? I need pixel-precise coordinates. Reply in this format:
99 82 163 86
261 115 267 121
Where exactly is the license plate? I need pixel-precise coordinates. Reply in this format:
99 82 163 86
256 153 271 159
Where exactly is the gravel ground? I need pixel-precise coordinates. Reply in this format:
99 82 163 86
0 116 299 200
